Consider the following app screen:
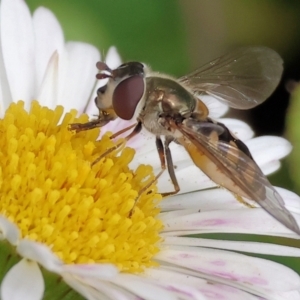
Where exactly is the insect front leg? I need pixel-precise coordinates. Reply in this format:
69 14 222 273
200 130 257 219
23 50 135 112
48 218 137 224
69 110 115 132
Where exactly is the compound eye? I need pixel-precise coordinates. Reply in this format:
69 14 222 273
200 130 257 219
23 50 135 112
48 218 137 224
112 75 144 120
97 85 107 95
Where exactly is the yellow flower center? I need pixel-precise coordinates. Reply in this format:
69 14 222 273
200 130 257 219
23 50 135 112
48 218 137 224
0 101 163 272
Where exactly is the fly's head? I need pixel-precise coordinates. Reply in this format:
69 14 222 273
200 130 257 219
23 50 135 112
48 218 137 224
95 61 147 123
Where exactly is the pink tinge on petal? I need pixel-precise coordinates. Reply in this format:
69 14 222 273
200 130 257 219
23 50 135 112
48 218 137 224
161 208 300 239
197 284 260 300
111 273 178 300
194 267 268 286
156 248 300 293
145 268 261 300
210 260 227 266
163 284 207 300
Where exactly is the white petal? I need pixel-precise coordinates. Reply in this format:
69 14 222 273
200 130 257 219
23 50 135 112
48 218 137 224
278 290 300 300
1 0 35 105
1 259 44 300
201 95 229 118
156 248 300 296
161 208 300 239
259 160 281 175
111 274 179 300
17 239 63 273
0 216 19 245
248 137 291 177
84 86 101 117
161 186 300 213
277 187 300 212
57 42 100 113
62 263 118 279
145 268 260 300
247 136 292 167
105 46 122 69
164 236 300 256
62 274 106 300
219 118 254 141
37 51 59 108
65 274 140 300
160 188 242 211
33 7 64 91
66 273 137 300
158 164 215 195
0 32 11 115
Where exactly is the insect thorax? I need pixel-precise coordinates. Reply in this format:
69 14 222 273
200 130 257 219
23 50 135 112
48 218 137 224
139 76 198 135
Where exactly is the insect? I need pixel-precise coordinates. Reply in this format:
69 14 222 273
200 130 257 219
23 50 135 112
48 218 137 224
70 47 300 234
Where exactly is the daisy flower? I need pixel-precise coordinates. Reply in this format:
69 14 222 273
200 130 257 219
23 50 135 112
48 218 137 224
0 0 300 300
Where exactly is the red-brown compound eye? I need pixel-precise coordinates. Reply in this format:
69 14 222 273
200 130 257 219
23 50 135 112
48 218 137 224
112 75 144 120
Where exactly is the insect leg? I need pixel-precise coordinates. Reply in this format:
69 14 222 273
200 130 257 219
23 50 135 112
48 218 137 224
128 168 165 217
128 136 172 217
161 137 180 196
92 122 142 166
150 136 181 197
156 136 166 169
69 110 115 132
69 118 107 132
110 123 138 139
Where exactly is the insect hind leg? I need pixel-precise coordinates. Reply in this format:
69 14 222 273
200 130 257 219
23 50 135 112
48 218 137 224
128 136 180 217
128 168 165 217
155 136 180 197
162 137 180 196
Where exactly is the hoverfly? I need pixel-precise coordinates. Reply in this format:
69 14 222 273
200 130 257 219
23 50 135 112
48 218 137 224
70 47 300 234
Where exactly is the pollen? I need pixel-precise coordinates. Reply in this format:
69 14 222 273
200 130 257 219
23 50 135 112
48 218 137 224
0 101 163 272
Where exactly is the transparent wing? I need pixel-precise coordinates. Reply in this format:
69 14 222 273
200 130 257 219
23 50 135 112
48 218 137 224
179 47 283 109
173 118 299 234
